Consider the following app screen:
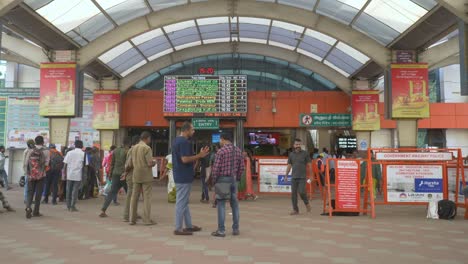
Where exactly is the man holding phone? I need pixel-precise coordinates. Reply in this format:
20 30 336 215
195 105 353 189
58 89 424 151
285 138 312 215
172 121 210 235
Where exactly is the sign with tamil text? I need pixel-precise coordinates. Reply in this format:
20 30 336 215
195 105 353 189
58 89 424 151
299 114 352 127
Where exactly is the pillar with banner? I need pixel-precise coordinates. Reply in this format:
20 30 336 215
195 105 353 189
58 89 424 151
40 55 81 148
92 89 121 152
387 50 429 147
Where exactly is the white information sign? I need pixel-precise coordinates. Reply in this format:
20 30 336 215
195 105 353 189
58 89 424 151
386 165 444 202
258 163 291 193
376 152 452 161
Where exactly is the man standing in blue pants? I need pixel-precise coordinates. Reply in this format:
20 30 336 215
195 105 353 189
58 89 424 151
210 133 244 237
172 121 210 235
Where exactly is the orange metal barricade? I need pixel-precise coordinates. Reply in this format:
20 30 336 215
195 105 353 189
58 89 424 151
323 158 375 218
364 148 466 219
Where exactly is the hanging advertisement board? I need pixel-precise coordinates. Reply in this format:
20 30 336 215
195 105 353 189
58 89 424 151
391 63 429 118
40 63 77 117
352 90 380 131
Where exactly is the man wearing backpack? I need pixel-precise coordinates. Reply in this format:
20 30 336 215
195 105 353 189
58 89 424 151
42 144 63 205
24 136 50 219
64 140 87 212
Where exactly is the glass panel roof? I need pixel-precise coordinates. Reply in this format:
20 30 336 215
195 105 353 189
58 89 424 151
104 0 150 25
25 0 437 49
277 0 317 11
132 53 339 91
363 0 427 33
37 0 100 33
255 0 437 45
97 17 373 78
317 0 361 24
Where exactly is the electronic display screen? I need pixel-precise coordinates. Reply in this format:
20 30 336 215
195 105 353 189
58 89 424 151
163 75 247 117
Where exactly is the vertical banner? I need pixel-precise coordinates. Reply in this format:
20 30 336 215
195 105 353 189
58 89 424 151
40 62 77 117
391 63 429 118
352 90 380 131
100 130 114 151
335 160 360 210
92 90 120 130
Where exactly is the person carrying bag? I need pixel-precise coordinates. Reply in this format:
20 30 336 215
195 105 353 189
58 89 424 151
211 133 245 237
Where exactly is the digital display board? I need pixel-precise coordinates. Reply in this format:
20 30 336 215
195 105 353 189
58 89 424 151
164 75 247 117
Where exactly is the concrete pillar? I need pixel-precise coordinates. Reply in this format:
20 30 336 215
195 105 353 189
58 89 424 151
236 119 244 150
459 20 468 96
168 120 176 153
100 130 115 151
396 120 418 147
356 131 371 151
318 129 331 152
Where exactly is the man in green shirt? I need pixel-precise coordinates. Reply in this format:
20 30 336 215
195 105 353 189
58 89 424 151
99 138 130 217
285 139 312 215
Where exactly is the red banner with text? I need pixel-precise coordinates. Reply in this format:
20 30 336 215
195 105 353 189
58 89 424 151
391 63 429 118
92 90 120 130
335 160 360 211
352 90 380 131
39 63 77 117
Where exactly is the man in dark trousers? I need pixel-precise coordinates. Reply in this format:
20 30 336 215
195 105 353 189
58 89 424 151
285 138 312 215
99 138 129 217
211 133 245 237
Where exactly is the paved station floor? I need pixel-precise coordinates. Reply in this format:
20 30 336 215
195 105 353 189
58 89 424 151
0 181 467 264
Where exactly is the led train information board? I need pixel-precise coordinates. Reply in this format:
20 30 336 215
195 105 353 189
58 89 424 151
163 75 247 117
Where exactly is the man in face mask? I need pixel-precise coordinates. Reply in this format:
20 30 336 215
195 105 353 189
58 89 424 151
284 138 312 215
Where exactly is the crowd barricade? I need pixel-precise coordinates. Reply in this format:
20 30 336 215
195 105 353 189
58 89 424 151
253 156 320 200
323 159 375 218
365 148 466 219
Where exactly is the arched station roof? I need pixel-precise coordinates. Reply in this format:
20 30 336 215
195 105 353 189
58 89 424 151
3 0 448 92
130 53 340 92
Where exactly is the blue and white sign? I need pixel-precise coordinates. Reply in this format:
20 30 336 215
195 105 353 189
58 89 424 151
277 175 292 186
359 139 368 151
414 178 443 193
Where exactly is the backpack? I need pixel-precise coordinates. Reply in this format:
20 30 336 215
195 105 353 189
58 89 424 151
50 151 64 171
437 199 457 220
28 147 46 181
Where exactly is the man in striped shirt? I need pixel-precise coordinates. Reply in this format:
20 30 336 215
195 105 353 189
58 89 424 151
211 133 245 237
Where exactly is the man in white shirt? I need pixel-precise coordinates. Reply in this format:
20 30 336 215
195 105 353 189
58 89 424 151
64 140 88 212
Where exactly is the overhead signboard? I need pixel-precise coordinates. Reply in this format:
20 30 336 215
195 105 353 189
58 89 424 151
299 114 352 127
192 118 219 129
375 152 453 161
163 75 247 117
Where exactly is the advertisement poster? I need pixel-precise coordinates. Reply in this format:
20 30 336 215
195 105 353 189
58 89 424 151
447 167 468 203
39 62 77 117
335 160 360 210
391 63 429 118
92 90 120 129
352 90 380 131
8 129 49 148
258 160 292 193
386 165 443 202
